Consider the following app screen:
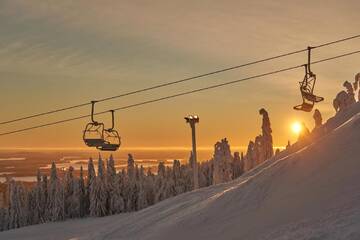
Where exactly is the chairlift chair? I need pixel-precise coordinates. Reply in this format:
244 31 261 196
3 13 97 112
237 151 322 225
83 101 106 147
293 47 324 112
97 110 121 151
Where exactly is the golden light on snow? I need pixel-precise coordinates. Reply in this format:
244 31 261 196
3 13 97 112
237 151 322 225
291 122 302 135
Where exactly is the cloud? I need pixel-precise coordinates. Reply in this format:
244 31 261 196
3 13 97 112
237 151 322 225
1 0 359 74
0 0 359 148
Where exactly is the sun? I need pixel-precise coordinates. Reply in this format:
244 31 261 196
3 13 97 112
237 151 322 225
291 122 302 134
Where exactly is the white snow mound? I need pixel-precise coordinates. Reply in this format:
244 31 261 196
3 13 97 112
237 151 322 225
2 104 360 240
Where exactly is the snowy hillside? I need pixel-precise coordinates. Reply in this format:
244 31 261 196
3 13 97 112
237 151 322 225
2 104 360 240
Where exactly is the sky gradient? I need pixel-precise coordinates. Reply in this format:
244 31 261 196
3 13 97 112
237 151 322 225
0 0 359 149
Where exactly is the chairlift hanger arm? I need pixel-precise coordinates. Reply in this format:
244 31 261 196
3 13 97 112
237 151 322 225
294 46 324 112
109 110 115 130
91 101 98 123
307 46 314 75
303 64 308 75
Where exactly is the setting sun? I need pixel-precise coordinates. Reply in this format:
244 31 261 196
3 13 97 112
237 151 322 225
291 122 302 134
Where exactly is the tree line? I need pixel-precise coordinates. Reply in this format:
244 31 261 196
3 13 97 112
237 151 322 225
0 108 276 232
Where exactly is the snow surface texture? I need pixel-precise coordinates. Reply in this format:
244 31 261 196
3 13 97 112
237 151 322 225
2 103 360 240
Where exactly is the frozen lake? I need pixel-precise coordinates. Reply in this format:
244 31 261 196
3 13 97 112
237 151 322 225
0 147 253 182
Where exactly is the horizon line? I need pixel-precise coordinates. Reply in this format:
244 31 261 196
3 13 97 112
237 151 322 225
0 146 286 151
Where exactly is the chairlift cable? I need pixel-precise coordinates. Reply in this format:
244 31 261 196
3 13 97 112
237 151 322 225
1 34 360 125
1 49 359 137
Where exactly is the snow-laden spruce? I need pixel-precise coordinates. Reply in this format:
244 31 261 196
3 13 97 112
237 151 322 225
0 140 248 231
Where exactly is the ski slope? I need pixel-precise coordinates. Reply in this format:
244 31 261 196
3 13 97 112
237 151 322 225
2 104 360 240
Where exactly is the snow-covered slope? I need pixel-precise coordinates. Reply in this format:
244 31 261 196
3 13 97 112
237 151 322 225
2 106 360 240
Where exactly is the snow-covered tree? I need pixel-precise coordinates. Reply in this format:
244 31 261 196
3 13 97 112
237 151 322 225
135 165 148 210
254 135 264 166
106 155 116 184
124 154 138 211
106 155 116 214
105 155 125 215
259 108 274 161
182 162 194 192
69 179 81 218
213 138 233 184
40 175 48 222
87 157 96 184
144 169 155 206
127 154 136 181
89 177 107 217
64 166 75 218
90 156 107 217
343 81 356 104
232 152 244 179
47 162 64 222
31 169 43 224
354 72 360 101
187 152 195 189
245 141 256 171
1 149 277 231
27 188 35 225
286 140 291 149
333 90 354 112
312 109 325 137
154 162 167 203
108 174 125 214
275 148 280 156
172 160 186 194
85 157 96 215
164 166 177 199
78 166 86 217
63 165 82 219
119 169 130 211
313 109 323 129
97 155 105 180
0 208 9 231
198 160 212 187
9 181 28 229
243 109 274 171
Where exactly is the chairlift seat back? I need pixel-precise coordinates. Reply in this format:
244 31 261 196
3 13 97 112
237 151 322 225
84 138 106 147
96 129 121 151
301 91 324 103
83 122 105 147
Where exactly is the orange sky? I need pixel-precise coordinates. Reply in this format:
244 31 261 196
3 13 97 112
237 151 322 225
0 0 359 149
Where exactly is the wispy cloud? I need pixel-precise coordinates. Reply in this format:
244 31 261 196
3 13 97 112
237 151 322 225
0 0 359 148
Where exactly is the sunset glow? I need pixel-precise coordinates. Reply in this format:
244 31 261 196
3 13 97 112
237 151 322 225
0 1 360 238
0 1 358 149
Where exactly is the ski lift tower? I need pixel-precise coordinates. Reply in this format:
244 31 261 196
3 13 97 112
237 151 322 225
185 115 199 190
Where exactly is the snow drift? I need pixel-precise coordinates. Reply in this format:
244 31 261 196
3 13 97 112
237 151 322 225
2 104 360 240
